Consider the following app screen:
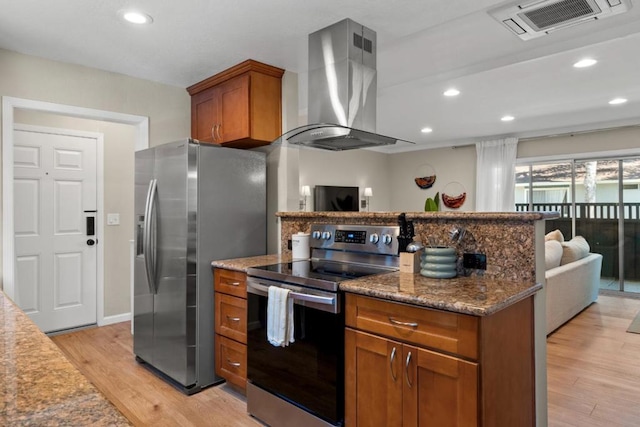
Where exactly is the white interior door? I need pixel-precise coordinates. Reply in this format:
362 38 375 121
13 127 97 333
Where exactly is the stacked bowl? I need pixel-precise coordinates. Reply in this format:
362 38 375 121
420 246 457 279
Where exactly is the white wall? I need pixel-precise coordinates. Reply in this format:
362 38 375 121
388 145 477 212
0 48 190 319
517 126 640 159
299 148 391 212
296 143 478 214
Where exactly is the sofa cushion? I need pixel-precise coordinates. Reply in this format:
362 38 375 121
545 229 564 243
560 236 590 265
545 240 563 270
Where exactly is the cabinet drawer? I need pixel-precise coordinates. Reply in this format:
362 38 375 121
214 268 246 298
346 294 478 360
215 334 247 391
215 292 247 343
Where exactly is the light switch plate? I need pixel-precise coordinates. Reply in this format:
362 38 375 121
107 213 120 226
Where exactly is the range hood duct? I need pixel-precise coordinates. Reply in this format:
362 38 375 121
273 18 412 151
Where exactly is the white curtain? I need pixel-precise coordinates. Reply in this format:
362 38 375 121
475 137 518 211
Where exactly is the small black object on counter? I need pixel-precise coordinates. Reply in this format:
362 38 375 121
397 213 415 254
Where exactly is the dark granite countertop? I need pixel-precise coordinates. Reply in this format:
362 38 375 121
211 254 541 316
0 291 130 426
340 271 542 316
211 253 293 271
276 211 560 221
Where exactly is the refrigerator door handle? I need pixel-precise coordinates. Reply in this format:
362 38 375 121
149 179 158 294
143 179 158 294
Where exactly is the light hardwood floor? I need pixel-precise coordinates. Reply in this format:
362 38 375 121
52 295 640 426
547 294 640 426
51 321 261 427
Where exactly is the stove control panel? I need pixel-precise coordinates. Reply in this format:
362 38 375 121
310 224 400 256
335 230 367 244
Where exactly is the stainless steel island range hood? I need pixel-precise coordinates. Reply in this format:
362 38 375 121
274 18 412 151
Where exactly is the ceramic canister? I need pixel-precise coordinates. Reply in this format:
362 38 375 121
291 232 310 259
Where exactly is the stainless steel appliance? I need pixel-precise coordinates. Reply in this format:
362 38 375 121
246 224 399 426
272 19 413 151
134 139 266 394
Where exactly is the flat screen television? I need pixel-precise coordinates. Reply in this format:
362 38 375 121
314 185 359 212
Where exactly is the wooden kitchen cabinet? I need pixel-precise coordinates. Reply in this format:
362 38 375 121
187 59 284 149
345 329 477 427
213 268 248 391
345 293 535 427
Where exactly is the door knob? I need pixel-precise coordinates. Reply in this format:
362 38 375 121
87 239 96 246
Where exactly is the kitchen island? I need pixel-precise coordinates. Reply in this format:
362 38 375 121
217 210 554 426
212 256 541 315
0 291 130 426
212 256 541 426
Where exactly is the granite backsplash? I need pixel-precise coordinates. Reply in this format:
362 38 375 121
276 211 557 283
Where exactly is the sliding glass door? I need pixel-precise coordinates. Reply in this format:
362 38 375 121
574 160 621 291
517 157 640 294
515 161 573 236
622 159 640 292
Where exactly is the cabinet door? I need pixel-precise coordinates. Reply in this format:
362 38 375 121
191 87 218 143
345 329 403 427
217 74 250 143
403 345 478 427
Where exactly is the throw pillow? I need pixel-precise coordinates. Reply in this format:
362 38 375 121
545 240 563 270
560 236 590 265
545 229 564 243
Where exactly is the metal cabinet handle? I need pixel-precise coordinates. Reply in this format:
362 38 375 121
388 317 418 328
227 359 241 367
405 351 413 388
227 281 241 286
226 315 241 322
390 347 397 382
211 124 216 141
216 123 222 141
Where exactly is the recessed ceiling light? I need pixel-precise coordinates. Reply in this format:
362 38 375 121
501 115 515 122
609 97 628 105
443 88 460 97
573 58 597 68
421 127 433 133
121 10 153 24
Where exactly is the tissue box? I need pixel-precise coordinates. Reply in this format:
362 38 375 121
399 252 421 273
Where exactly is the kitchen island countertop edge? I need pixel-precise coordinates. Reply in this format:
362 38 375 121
211 255 541 316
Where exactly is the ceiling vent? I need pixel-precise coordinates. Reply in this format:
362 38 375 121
490 0 632 40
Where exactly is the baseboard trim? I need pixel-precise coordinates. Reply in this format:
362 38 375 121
100 312 131 326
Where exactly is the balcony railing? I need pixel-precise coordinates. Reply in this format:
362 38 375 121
515 202 640 220
516 202 640 281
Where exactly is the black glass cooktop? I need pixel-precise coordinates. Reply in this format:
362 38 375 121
247 260 395 291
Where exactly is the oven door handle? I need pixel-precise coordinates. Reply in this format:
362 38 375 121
247 281 336 306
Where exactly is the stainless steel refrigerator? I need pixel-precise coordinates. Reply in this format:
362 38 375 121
133 139 266 394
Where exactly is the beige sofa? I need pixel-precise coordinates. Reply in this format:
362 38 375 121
544 231 603 335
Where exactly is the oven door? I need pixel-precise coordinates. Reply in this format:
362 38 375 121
246 277 345 425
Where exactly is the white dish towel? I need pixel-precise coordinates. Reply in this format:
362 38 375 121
267 286 295 347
